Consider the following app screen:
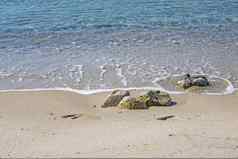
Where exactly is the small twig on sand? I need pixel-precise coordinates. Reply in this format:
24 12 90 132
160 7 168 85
61 114 83 119
71 114 83 119
61 114 78 118
156 115 175 120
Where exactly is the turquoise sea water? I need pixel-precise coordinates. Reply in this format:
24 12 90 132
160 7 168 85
0 0 238 92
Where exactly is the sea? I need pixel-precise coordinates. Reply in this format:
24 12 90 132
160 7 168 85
0 0 238 94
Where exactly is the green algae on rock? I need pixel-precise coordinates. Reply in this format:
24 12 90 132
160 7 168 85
145 90 172 106
119 96 149 109
119 90 172 109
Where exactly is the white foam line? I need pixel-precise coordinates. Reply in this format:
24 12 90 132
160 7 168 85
0 87 185 95
203 75 236 95
0 75 236 96
0 86 236 95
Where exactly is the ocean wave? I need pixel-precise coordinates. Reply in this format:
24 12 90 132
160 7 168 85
0 83 236 96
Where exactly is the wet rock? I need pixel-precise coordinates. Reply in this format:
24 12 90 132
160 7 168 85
101 90 130 108
145 90 172 106
192 76 209 87
177 75 193 89
119 96 148 109
177 74 210 89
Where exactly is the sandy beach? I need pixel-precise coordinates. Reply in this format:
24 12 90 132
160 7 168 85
0 89 238 158
1 0 238 158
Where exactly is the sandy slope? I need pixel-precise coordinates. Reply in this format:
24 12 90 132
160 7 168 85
0 90 238 158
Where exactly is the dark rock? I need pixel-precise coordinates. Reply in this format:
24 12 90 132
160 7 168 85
177 74 210 89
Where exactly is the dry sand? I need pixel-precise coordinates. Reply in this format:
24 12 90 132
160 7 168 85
0 89 238 158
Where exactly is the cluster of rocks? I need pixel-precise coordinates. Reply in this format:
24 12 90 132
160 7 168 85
101 90 172 109
101 74 210 109
177 74 210 89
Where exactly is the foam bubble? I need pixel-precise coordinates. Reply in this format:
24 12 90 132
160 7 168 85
115 64 128 87
99 65 107 81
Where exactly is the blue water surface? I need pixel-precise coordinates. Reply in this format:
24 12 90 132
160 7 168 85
0 0 238 33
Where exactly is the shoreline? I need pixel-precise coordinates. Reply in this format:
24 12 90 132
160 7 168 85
0 85 237 95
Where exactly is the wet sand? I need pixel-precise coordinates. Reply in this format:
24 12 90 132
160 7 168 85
0 89 238 158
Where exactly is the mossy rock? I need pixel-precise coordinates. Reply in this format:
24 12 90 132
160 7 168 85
145 90 172 106
119 96 149 109
118 90 172 109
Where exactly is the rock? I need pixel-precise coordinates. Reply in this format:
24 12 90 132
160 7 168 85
177 74 210 89
177 74 193 89
119 96 148 109
118 90 172 109
101 90 130 108
192 76 209 86
145 90 172 106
